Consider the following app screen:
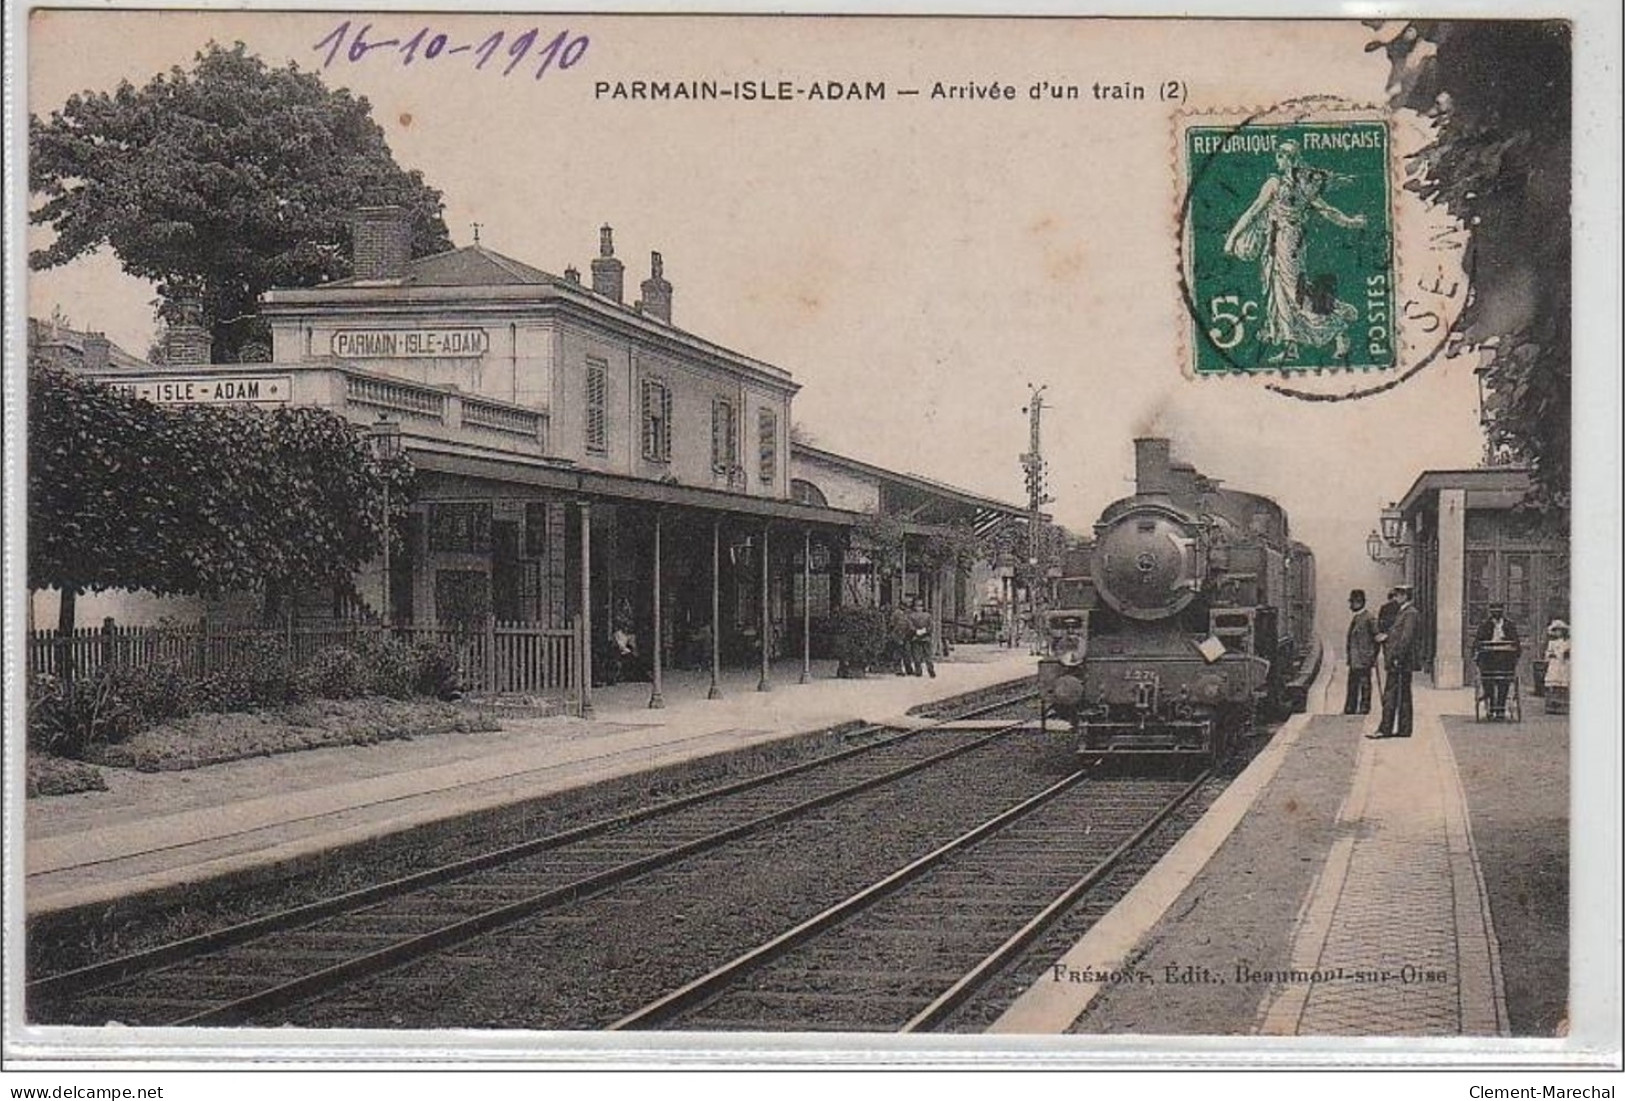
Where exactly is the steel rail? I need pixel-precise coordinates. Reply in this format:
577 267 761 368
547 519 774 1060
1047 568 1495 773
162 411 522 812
30 683 1035 1008
171 713 1039 1026
608 764 1095 1031
900 767 1212 1032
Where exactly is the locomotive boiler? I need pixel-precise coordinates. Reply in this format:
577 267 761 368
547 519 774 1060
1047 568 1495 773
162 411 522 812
1039 438 1321 761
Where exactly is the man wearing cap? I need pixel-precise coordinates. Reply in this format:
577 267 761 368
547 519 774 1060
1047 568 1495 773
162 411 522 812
1372 585 1420 738
1473 602 1522 719
1344 589 1378 714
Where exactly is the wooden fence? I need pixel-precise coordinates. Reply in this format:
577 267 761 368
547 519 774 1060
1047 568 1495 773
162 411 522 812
26 617 580 702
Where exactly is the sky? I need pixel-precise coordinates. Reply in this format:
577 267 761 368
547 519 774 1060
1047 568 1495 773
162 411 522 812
24 12 1524 619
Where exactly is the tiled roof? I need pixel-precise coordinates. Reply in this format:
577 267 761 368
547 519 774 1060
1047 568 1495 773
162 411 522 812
26 317 150 369
325 245 563 288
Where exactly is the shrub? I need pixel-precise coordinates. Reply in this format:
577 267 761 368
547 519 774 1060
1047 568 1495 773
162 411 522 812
111 660 194 726
26 661 195 758
303 645 372 699
832 605 890 677
299 636 457 700
351 633 421 699
411 640 466 700
27 673 90 757
193 642 308 712
27 755 108 798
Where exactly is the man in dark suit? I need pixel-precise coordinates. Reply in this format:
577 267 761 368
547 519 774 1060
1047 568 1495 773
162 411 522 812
1473 602 1522 718
1376 587 1401 638
1344 589 1378 714
1372 586 1421 738
1373 587 1402 698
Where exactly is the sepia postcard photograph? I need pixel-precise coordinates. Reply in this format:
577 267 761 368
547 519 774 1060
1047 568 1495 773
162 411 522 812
4 1 1620 1075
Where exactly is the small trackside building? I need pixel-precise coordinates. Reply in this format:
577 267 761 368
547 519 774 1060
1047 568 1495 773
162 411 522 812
1392 467 1566 689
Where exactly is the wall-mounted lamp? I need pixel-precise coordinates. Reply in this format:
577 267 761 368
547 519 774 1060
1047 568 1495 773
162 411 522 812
1366 503 1409 566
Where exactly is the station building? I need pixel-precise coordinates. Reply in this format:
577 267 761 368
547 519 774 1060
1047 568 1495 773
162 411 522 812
1390 467 1567 689
39 208 1030 706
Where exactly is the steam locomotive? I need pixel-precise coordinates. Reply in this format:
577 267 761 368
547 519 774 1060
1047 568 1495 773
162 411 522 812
1038 438 1320 761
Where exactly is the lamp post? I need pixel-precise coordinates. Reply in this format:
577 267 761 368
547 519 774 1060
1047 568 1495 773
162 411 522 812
1366 503 1409 568
369 415 402 628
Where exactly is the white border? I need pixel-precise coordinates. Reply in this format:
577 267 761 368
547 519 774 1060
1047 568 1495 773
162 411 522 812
4 0 1620 1076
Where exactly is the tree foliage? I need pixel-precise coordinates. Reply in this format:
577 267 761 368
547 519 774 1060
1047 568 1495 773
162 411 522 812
29 42 452 362
917 522 986 573
852 512 908 577
28 362 413 613
1372 21 1571 515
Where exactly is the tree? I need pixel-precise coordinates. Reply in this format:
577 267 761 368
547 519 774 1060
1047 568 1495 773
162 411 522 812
30 42 452 362
1372 21 1571 515
28 362 413 654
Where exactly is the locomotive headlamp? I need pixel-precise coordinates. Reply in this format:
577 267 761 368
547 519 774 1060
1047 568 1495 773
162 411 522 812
1053 632 1086 666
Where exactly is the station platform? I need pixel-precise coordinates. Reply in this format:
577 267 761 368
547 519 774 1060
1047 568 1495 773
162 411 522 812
24 645 1036 920
992 663 1570 1039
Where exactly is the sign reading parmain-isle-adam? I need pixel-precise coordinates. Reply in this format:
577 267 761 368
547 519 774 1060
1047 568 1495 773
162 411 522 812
332 328 489 358
108 375 294 406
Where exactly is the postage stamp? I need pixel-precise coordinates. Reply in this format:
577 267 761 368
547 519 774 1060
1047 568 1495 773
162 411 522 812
1181 115 1394 375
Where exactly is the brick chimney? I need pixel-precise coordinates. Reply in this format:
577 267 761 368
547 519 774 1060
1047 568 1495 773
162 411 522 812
564 265 581 284
352 205 413 281
163 298 213 366
1134 437 1173 496
638 251 673 323
81 331 111 372
591 225 624 303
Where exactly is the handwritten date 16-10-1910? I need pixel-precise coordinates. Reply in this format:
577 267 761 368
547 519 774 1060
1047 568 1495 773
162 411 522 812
313 22 590 80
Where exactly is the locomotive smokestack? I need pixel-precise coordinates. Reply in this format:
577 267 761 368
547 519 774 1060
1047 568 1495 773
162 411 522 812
1134 437 1173 495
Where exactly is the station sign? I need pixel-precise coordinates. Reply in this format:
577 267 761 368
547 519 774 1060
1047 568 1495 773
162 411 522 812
105 375 294 406
331 328 489 359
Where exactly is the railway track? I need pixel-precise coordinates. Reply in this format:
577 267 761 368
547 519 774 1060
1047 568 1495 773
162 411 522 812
28 683 1042 1027
611 767 1211 1033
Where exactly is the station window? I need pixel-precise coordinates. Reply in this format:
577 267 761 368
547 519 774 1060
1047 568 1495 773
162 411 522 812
523 502 549 558
712 397 738 475
428 503 492 553
585 358 608 454
641 378 672 463
759 408 778 485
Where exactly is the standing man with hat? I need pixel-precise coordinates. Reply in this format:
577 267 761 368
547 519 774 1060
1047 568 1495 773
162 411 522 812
1372 585 1420 738
1473 602 1522 719
1344 589 1378 715
1373 586 1402 698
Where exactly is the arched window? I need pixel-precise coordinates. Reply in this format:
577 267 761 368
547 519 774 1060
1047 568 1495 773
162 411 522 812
791 479 828 507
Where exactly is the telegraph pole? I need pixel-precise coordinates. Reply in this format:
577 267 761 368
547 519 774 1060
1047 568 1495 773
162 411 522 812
1020 384 1053 644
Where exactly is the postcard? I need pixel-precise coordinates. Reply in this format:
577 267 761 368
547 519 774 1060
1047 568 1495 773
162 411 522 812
7 3 1618 1074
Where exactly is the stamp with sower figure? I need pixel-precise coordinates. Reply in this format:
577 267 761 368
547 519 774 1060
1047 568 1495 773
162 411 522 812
1181 111 1396 376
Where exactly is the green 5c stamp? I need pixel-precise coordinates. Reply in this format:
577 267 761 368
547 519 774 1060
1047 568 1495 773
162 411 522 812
1182 117 1394 374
